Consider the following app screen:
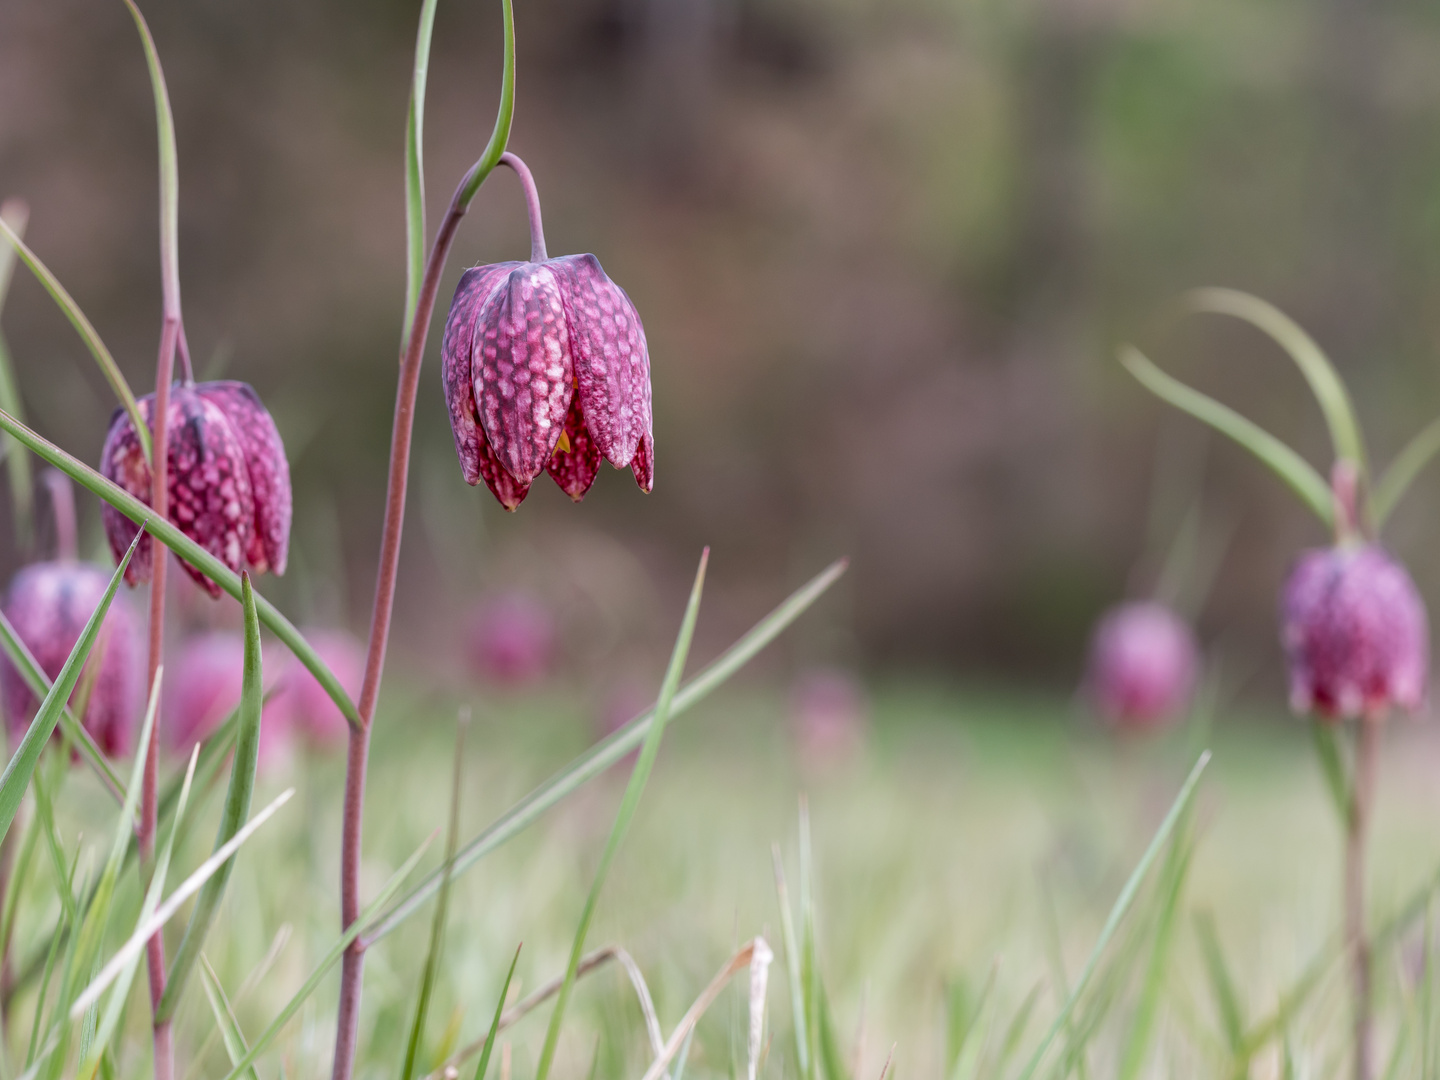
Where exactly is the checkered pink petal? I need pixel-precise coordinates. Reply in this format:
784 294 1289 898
441 263 520 487
552 254 651 468
472 263 575 483
200 381 292 576
547 395 602 501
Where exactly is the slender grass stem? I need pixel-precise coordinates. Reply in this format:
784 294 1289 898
331 3 514 1073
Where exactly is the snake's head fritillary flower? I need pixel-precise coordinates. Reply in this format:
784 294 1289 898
0 561 142 757
266 629 363 749
99 381 292 597
1280 544 1428 720
466 592 556 686
1085 601 1199 730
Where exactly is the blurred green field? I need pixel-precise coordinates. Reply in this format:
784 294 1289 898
18 681 1440 1080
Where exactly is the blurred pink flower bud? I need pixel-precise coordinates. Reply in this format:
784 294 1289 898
789 668 868 767
1280 544 1428 720
466 593 556 687
1085 602 1199 730
99 381 292 597
267 629 363 748
164 631 289 761
0 561 142 757
441 254 653 510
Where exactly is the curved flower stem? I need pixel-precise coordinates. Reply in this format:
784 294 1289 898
501 152 547 262
144 313 176 1080
332 3 512 1073
1346 714 1381 1080
42 472 76 563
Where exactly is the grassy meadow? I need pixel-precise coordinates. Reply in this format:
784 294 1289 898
15 679 1440 1080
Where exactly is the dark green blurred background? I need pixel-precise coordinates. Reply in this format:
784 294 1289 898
4 0 1440 699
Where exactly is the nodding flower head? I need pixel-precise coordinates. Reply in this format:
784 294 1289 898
466 592 556 686
99 380 292 597
1280 544 1428 720
1085 601 1200 730
441 154 652 510
0 561 142 758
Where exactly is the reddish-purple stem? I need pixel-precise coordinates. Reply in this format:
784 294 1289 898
143 312 176 1080
43 472 76 562
501 152 547 262
330 178 476 1080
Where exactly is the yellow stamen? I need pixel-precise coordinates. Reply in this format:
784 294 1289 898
555 430 572 455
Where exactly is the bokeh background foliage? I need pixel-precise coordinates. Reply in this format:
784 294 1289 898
7 0 1440 688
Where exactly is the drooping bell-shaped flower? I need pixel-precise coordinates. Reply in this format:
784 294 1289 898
0 473 142 757
99 380 292 597
163 630 290 761
1280 544 1428 720
1085 601 1200 730
441 154 652 510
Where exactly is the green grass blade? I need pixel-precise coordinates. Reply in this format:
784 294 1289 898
473 945 521 1080
0 530 141 845
0 224 149 464
0 410 359 726
198 956 260 1080
362 557 847 947
1182 288 1367 472
402 0 440 343
1373 414 1440 528
1311 724 1351 826
0 609 126 803
772 846 810 1078
216 836 435 1080
1016 751 1211 1080
79 749 197 1080
0 198 34 544
1118 804 1196 1080
69 787 294 1021
401 713 468 1080
157 572 264 1022
122 0 182 320
534 549 709 1080
454 0 515 211
1120 347 1333 526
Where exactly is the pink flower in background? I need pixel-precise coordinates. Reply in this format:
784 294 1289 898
267 629 364 748
99 381 292 597
164 631 290 760
1085 602 1199 730
1281 544 1428 720
441 254 653 510
466 592 556 687
0 561 142 757
789 668 868 767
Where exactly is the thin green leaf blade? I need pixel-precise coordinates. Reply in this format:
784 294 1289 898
1120 347 1333 526
400 713 468 1080
216 836 435 1080
198 956 260 1080
0 529 142 845
402 0 440 343
473 945 522 1080
455 0 515 211
534 549 709 1080
158 572 265 1021
1183 287 1366 471
362 557 847 946
1373 414 1440 528
1016 751 1212 1080
0 223 149 463
0 608 126 802
0 409 359 725
0 197 34 542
